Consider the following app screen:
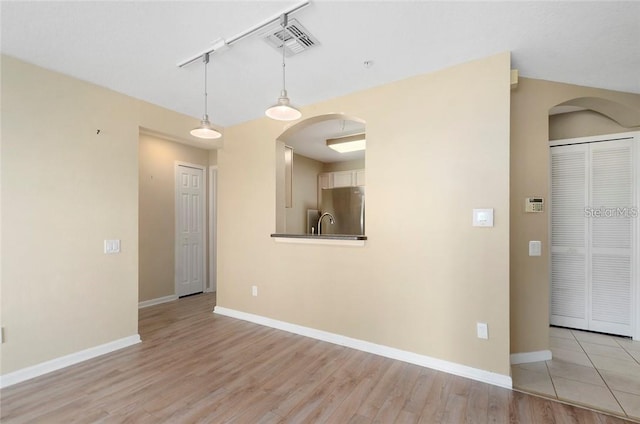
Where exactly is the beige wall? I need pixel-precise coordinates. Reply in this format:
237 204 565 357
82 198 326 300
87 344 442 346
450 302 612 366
138 134 209 302
510 77 640 355
14 50 639 380
0 56 211 374
285 153 323 234
218 53 512 375
549 110 631 141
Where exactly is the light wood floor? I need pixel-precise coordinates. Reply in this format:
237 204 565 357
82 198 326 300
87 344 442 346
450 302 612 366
1 292 634 423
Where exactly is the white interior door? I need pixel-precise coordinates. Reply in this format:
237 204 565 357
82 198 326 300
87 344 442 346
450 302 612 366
175 163 206 297
551 135 637 337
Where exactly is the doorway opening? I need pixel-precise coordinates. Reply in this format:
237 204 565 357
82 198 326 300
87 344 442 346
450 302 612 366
175 162 207 298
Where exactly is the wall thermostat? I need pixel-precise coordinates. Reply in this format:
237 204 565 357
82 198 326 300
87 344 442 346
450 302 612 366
525 197 544 213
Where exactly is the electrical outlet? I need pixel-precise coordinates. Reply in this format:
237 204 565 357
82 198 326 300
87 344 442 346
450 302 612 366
477 322 489 340
252 285 258 297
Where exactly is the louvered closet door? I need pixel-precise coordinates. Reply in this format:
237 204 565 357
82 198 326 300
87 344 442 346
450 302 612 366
551 138 636 337
550 145 589 330
589 140 634 336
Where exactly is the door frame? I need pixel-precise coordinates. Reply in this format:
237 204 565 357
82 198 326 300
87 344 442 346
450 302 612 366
174 161 207 297
208 166 218 293
549 131 639 340
636 131 640 341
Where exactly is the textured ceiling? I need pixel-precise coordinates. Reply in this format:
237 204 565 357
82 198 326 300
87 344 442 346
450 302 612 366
2 1 639 129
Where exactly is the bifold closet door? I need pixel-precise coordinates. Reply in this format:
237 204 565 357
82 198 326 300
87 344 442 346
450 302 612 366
551 145 589 331
551 139 635 337
589 140 634 336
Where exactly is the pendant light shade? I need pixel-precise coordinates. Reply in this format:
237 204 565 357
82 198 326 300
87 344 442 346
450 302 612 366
191 53 222 139
190 115 220 139
265 90 302 121
265 14 301 121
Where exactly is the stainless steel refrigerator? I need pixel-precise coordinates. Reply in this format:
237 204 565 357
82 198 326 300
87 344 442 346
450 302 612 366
316 186 365 235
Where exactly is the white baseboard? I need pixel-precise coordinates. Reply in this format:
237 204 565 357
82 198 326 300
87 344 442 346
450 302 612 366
214 306 512 389
510 350 552 365
138 294 178 309
0 334 141 388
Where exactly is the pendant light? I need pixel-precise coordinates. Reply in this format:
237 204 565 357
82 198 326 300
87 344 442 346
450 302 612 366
191 53 222 139
265 14 302 121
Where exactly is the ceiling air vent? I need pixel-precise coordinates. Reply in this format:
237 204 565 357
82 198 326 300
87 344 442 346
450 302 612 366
261 18 319 56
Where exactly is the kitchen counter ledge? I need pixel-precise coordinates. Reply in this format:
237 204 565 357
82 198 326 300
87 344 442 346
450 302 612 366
271 233 366 246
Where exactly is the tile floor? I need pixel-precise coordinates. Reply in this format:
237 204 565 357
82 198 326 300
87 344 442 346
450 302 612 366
512 327 640 421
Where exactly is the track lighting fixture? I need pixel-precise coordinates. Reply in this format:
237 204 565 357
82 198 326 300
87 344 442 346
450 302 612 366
265 14 302 121
191 53 222 139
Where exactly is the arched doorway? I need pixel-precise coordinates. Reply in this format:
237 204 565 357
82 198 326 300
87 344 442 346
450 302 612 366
274 113 366 235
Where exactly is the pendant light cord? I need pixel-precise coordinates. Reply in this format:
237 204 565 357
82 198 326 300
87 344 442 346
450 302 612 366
203 53 209 117
281 15 287 93
264 12 301 121
190 50 221 138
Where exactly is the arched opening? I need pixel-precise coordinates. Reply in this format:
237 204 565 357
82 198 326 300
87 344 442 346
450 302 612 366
549 97 640 141
274 113 367 235
547 96 639 338
550 97 640 130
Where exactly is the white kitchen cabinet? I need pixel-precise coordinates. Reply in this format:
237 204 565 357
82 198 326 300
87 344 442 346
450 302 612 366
318 169 365 190
333 171 354 188
318 173 333 189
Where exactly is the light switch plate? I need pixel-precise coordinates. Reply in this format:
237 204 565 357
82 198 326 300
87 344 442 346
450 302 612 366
104 239 121 254
472 209 494 227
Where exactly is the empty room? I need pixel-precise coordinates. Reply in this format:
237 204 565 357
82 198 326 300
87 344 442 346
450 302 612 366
1 1 640 422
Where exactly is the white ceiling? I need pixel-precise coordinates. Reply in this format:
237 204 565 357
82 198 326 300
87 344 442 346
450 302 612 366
2 0 639 132
283 118 366 163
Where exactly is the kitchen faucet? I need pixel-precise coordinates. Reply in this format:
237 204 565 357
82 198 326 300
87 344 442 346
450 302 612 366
317 212 335 235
